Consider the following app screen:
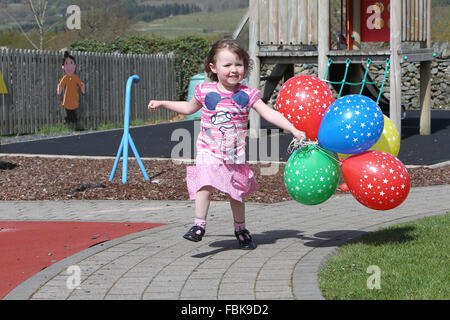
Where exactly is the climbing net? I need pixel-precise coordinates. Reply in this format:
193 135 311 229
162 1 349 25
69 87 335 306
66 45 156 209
322 58 391 103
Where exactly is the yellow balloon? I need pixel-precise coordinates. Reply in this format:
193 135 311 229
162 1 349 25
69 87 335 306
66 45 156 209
338 115 400 160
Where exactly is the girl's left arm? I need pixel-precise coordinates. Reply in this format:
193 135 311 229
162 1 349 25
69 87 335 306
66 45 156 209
252 99 306 142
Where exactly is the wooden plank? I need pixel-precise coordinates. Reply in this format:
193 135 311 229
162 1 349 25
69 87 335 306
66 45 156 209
113 52 119 125
278 0 287 44
120 53 126 124
10 49 15 134
287 0 298 44
30 50 36 133
298 0 308 44
426 0 431 47
352 0 361 50
419 61 431 135
308 0 318 45
6 49 12 134
418 0 423 41
415 0 420 41
143 54 149 122
43 50 47 130
19 50 25 133
411 0 415 41
269 0 279 44
404 0 410 41
52 51 58 125
318 0 330 79
90 52 96 128
418 0 432 135
390 0 402 135
133 53 139 122
258 0 269 44
402 0 407 41
249 0 261 138
0 49 8 135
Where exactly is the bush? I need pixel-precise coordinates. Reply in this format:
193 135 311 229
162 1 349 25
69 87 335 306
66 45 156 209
70 35 211 100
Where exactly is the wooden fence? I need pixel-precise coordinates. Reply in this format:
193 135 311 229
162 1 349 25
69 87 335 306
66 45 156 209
0 49 176 136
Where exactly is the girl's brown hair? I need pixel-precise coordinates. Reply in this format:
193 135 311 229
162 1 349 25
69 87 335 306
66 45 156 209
204 38 251 82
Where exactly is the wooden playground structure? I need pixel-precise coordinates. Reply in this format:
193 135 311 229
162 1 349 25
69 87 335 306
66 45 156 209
237 0 435 138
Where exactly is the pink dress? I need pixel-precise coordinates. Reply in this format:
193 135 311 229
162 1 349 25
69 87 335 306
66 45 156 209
186 82 260 202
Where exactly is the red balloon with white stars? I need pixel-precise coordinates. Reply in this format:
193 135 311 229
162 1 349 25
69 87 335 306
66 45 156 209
276 75 334 141
342 151 411 210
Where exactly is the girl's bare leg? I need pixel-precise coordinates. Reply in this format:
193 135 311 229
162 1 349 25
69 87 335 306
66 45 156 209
229 196 245 223
195 186 214 220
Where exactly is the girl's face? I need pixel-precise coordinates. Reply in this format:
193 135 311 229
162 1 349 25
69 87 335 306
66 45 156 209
63 58 76 76
209 49 245 92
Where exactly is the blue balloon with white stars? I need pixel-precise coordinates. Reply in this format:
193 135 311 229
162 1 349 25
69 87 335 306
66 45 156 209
318 95 384 154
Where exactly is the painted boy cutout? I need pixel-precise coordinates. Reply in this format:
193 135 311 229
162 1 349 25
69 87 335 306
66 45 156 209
57 52 85 109
57 51 85 126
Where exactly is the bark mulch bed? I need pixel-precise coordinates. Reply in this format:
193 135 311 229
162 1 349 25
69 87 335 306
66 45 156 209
1 156 448 203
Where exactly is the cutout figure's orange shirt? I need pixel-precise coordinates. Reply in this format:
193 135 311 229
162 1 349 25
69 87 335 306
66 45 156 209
58 74 84 110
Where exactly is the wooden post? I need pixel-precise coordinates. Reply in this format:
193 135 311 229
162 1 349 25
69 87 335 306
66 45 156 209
390 0 402 136
348 0 362 94
248 0 261 138
318 0 330 80
419 0 432 135
351 0 361 50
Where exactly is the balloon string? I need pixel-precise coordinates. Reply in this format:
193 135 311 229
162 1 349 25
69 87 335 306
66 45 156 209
314 144 342 166
287 138 342 165
287 137 317 154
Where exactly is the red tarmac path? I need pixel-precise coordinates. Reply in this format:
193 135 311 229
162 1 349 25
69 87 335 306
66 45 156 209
0 221 164 299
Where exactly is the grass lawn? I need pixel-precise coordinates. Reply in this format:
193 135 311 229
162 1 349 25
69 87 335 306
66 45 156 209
319 213 449 300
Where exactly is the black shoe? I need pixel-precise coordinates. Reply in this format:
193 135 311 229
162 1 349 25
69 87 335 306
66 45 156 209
183 225 205 242
235 229 257 250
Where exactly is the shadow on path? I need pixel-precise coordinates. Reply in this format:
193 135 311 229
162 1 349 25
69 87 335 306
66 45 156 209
191 226 417 258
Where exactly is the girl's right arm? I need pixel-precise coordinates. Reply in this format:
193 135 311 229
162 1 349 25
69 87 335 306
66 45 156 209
148 98 201 115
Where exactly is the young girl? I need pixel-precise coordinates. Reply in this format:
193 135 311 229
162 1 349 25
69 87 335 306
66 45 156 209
148 39 305 250
57 51 85 128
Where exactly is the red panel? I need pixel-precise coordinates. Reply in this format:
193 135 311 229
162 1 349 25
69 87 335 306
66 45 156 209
0 221 164 298
361 0 390 42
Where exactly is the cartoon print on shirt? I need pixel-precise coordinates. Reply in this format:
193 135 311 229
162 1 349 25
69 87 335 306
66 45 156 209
204 90 250 163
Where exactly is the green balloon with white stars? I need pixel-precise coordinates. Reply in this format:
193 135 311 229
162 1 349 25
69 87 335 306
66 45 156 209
284 145 340 205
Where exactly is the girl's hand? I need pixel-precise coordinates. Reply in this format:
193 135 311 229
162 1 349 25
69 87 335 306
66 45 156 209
292 129 306 143
148 100 161 112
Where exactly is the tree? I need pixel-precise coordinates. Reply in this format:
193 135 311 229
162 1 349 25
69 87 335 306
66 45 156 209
28 0 48 50
2 0 48 50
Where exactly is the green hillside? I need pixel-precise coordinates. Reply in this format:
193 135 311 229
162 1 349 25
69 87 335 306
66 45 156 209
132 8 248 39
